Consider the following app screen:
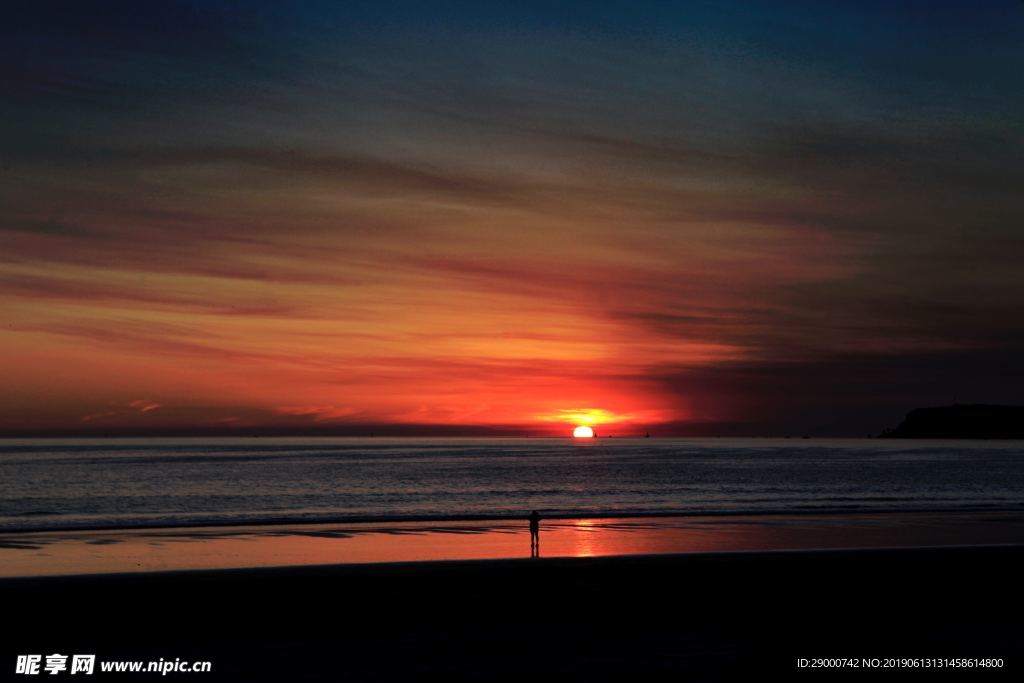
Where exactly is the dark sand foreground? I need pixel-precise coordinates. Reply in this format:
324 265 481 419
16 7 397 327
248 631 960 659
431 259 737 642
2 545 1021 681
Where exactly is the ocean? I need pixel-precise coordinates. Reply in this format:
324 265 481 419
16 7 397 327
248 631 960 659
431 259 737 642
2 437 1023 532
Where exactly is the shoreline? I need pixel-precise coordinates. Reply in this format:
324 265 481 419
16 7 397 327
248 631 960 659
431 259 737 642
4 509 1024 579
4 503 1024 535
3 541 1024 585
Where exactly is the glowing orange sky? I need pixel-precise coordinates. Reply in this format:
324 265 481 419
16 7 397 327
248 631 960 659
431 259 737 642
0 187 841 434
2 3 1023 436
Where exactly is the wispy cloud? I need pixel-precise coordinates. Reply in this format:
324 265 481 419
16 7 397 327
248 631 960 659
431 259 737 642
3 1 1023 435
128 400 161 413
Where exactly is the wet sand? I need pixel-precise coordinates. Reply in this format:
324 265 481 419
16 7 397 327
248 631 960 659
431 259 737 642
1 545 1021 681
3 510 1024 577
1 512 1022 680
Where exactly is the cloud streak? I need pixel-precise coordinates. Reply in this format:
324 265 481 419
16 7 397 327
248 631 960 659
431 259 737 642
2 1 1023 435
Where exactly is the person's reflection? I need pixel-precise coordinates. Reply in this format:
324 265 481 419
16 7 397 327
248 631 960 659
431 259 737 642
529 510 541 557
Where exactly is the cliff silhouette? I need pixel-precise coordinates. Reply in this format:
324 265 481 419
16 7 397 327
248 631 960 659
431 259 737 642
879 404 1024 439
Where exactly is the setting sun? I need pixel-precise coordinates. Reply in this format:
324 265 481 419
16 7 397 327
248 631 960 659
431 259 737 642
573 425 595 438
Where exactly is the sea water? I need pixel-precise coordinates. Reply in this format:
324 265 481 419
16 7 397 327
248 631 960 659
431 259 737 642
2 437 1023 531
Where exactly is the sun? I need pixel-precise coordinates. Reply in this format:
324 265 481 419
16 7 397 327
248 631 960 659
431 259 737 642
573 425 594 438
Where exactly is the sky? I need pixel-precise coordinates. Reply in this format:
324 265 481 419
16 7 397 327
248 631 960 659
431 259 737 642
2 0 1023 436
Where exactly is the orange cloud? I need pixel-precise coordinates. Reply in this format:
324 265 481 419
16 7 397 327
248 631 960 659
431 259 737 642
128 400 162 413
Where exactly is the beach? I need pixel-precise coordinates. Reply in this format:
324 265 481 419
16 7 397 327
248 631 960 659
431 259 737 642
2 545 1020 681
2 510 1024 577
3 440 1022 679
2 515 1021 681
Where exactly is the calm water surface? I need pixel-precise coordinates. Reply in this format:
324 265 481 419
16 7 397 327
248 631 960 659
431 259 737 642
2 437 1023 531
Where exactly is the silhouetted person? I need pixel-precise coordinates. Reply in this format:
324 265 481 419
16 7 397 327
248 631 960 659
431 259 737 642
529 510 541 557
